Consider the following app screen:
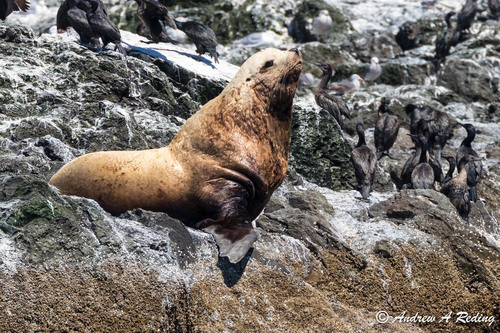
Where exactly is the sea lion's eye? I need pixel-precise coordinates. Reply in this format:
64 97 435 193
264 60 274 68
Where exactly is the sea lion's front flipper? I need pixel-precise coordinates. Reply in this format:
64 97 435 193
203 224 257 264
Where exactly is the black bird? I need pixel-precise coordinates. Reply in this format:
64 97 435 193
395 21 420 51
410 134 435 189
456 0 478 38
400 134 422 189
134 0 177 44
425 109 451 165
312 62 351 130
351 123 377 200
287 14 317 43
406 104 429 136
456 123 482 202
406 104 451 164
434 11 456 71
174 19 219 63
0 0 29 20
375 97 400 160
427 133 444 183
57 0 104 48
490 0 500 20
441 155 456 187
441 155 479 222
84 0 126 56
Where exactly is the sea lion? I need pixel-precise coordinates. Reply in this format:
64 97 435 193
49 48 303 263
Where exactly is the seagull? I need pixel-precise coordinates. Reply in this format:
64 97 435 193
327 74 363 95
364 57 381 82
311 10 333 37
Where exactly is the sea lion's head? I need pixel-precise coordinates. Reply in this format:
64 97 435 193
224 48 302 114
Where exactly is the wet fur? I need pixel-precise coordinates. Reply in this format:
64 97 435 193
50 48 302 263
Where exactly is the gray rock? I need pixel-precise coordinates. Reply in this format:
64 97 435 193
438 58 500 102
290 101 356 190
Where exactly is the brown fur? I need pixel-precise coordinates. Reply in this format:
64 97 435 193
49 48 302 263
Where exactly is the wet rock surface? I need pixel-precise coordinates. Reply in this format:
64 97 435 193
1 0 500 331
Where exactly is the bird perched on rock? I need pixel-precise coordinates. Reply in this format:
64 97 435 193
490 0 500 20
83 0 126 56
406 104 429 136
311 9 333 38
298 72 315 88
364 57 381 82
235 31 282 48
456 0 478 39
410 134 435 189
174 18 219 64
400 133 422 189
374 97 400 160
327 74 363 95
395 21 420 51
312 62 351 129
441 155 480 222
0 0 29 20
134 0 177 44
427 132 444 184
456 123 482 202
425 109 451 165
434 11 456 71
351 123 377 200
287 13 316 43
57 0 102 48
441 155 456 187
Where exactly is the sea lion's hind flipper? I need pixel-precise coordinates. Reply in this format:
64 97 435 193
203 224 257 264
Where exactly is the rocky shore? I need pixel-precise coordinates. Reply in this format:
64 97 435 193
0 0 499 331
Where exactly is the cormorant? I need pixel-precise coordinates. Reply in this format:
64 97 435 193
406 104 429 136
425 109 451 165
441 155 480 222
364 57 381 82
312 62 351 129
406 104 451 164
0 0 29 20
85 0 126 56
410 134 435 189
327 74 363 95
174 19 219 64
434 11 456 71
456 0 478 41
395 21 420 51
441 155 456 187
400 134 421 189
427 132 444 183
456 123 482 202
490 0 500 20
134 0 177 44
287 13 316 43
374 97 400 160
351 123 377 200
57 0 104 48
